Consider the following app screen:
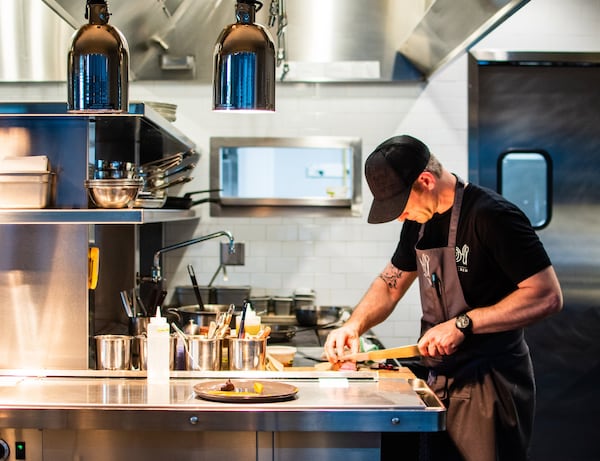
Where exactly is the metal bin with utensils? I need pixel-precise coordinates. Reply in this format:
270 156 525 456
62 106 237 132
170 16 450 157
184 336 222 371
228 337 267 371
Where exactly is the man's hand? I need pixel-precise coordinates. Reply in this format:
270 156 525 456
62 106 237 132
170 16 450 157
417 318 465 357
324 324 361 363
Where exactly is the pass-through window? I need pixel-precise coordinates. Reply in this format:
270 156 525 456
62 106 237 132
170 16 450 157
497 150 552 229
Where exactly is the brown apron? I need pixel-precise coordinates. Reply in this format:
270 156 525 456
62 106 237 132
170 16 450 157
415 179 535 461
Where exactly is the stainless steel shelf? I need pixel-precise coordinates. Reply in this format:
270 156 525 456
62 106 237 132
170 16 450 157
0 102 198 225
0 208 199 224
0 101 194 150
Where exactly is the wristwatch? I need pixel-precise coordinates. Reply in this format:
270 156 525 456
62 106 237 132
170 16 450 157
455 313 473 335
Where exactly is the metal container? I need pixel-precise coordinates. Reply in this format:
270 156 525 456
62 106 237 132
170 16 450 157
293 294 316 311
272 296 293 316
249 296 271 313
0 172 55 208
128 316 151 336
93 160 136 179
85 178 143 209
185 336 221 371
228 337 267 371
134 334 177 370
95 335 132 370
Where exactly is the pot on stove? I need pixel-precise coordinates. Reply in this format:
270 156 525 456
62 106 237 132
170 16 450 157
167 304 231 331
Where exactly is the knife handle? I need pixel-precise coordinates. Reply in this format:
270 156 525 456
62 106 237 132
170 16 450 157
187 264 205 309
368 345 420 361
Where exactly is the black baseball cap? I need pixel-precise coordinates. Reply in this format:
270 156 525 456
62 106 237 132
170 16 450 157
365 135 430 223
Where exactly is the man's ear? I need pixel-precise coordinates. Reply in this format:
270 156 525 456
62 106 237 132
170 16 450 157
417 171 436 190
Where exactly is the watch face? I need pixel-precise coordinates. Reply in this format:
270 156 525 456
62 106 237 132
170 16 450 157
457 315 470 329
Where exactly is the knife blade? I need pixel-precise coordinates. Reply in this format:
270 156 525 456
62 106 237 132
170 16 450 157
340 344 420 362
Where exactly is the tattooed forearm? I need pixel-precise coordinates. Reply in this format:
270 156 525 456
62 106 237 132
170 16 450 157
378 266 403 289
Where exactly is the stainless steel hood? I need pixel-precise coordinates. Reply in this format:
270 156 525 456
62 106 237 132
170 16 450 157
2 0 529 83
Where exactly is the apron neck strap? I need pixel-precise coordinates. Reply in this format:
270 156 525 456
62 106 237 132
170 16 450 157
448 176 465 246
418 175 465 246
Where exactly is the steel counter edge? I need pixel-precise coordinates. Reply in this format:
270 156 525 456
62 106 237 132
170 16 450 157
0 370 446 433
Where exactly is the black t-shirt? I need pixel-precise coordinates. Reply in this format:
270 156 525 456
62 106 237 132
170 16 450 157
391 182 552 308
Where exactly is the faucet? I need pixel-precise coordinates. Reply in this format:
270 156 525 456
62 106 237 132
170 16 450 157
148 230 236 283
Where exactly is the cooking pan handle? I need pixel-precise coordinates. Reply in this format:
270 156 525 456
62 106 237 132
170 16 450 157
139 153 183 174
183 188 223 198
190 198 221 206
162 151 200 176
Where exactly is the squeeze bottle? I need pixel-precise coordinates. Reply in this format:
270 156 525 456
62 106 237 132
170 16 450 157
146 307 170 383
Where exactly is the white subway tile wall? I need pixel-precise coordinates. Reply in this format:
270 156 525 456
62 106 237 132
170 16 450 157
0 0 596 347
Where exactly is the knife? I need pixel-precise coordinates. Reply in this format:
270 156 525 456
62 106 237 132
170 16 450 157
340 344 420 362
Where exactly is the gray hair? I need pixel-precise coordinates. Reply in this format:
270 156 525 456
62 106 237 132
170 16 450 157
424 153 442 177
411 153 442 192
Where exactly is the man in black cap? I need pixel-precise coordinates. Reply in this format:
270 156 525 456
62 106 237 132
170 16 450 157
324 134 563 461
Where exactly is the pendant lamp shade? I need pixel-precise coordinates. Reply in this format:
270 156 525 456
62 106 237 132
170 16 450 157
213 1 276 112
68 0 129 113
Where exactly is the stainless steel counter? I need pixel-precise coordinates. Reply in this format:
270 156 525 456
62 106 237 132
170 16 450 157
0 370 443 431
0 369 444 461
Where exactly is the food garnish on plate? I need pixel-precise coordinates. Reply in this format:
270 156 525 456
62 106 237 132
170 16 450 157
220 379 235 391
207 379 265 396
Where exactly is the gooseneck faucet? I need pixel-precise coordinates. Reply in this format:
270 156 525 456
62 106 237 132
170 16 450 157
149 230 236 283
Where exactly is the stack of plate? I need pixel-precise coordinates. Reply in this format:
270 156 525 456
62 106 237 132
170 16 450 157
144 101 177 122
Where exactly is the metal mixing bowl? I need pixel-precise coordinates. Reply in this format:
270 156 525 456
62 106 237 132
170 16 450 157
85 178 143 208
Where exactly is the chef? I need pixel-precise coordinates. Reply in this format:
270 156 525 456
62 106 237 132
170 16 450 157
324 135 563 461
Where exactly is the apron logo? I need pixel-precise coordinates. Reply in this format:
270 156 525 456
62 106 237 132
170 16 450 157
419 254 431 284
455 244 469 271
